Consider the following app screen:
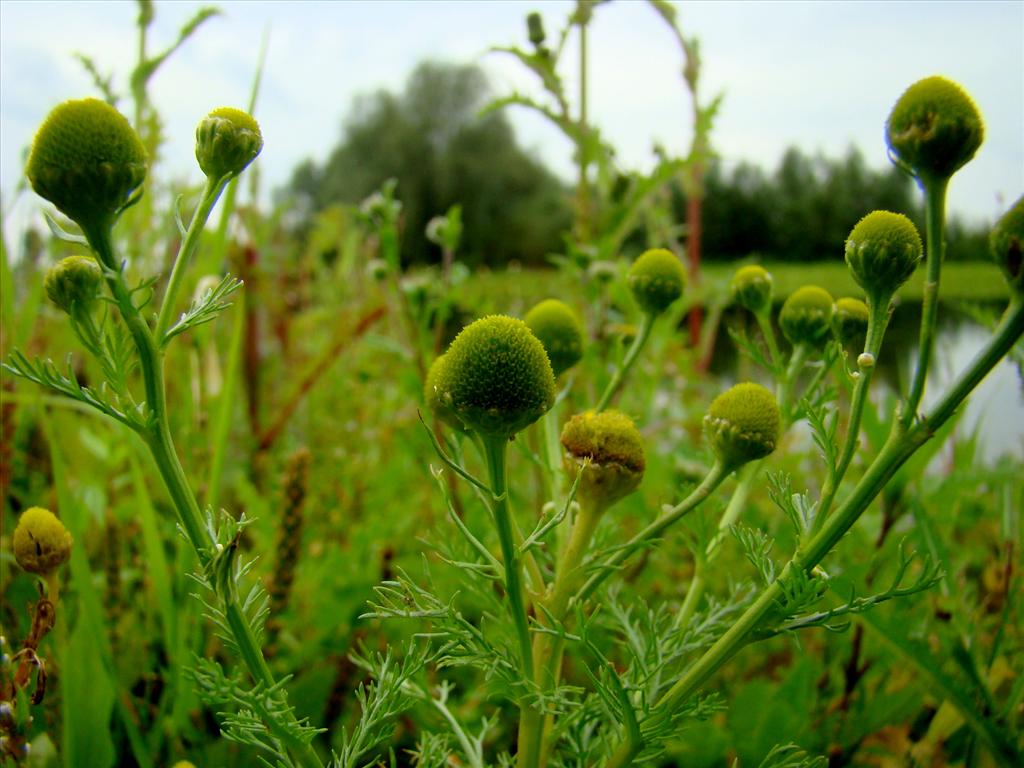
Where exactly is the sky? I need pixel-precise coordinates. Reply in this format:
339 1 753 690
1 0 1022 238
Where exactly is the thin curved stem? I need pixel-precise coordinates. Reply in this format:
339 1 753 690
595 312 654 412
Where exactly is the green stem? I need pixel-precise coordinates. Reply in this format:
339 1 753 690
595 312 654 412
604 298 1024 767
902 177 948 428
154 174 230 342
777 342 809 419
754 308 781 371
814 296 891 531
577 460 728 604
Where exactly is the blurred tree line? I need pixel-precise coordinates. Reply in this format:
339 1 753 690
283 61 989 268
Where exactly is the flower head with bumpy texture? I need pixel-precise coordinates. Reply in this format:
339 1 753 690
561 410 645 509
524 299 585 377
44 255 103 314
433 316 555 438
779 286 835 347
845 211 922 304
424 354 463 431
13 507 73 576
627 248 686 316
886 76 983 182
730 265 773 314
26 98 147 230
704 383 780 470
196 107 263 181
989 195 1023 295
833 297 870 347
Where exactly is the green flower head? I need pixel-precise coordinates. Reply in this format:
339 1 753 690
845 211 922 303
44 255 103 314
779 286 835 347
989 195 1023 295
833 297 870 347
886 76 984 183
561 410 645 510
13 507 73 576
432 315 556 438
196 107 263 181
730 264 773 314
524 299 585 377
26 98 147 231
627 248 686 316
704 383 780 471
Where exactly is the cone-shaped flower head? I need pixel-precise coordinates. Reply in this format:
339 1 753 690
627 248 686 316
196 107 263 181
561 410 645 510
989 195 1023 295
845 211 922 304
833 297 870 347
524 299 585 377
432 315 556 438
26 98 147 231
779 286 835 347
13 507 73 576
704 383 780 470
424 354 463 431
44 255 103 314
886 76 984 183
730 265 773 314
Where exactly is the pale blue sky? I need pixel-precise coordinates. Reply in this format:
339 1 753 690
2 0 1022 233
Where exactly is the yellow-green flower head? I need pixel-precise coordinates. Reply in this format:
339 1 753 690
989 195 1023 295
26 98 147 230
886 76 984 182
424 354 462 431
627 248 686 316
730 264 773 314
704 382 780 470
779 286 835 347
524 299 585 377
13 507 73 576
561 410 645 509
44 255 103 314
845 211 922 302
833 297 870 347
195 107 263 181
432 315 556 438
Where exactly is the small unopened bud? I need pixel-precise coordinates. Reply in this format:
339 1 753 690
832 297 870 347
561 410 645 510
886 76 984 183
730 264 773 315
13 507 73 576
857 352 876 369
432 316 555 438
989 195 1023 295
627 248 686 316
26 98 147 231
195 107 263 181
527 12 546 48
779 286 835 348
524 299 585 377
44 255 103 314
704 383 780 471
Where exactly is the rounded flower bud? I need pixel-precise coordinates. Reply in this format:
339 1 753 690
561 410 645 510
704 383 780 470
13 507 73 576
886 76 984 182
432 315 556 438
195 107 263 181
26 98 147 230
845 211 922 303
730 264 773 314
524 299 585 377
779 286 835 347
627 248 686 316
989 195 1023 295
44 255 103 314
832 297 870 347
587 260 618 285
